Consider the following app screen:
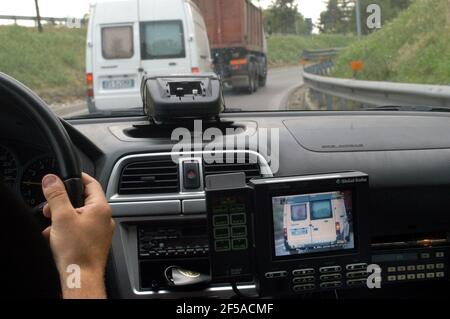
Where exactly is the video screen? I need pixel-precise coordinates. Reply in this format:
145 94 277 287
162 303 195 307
272 191 354 257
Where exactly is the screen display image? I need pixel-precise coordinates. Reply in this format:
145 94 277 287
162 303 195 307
272 191 354 257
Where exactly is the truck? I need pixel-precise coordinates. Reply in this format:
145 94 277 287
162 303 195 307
193 0 268 94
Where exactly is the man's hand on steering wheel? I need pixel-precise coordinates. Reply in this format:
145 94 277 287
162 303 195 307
41 173 115 299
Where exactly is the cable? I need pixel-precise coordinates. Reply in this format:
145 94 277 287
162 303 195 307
231 281 259 299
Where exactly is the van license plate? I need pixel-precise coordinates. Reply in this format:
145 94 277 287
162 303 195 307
292 228 308 236
102 79 135 90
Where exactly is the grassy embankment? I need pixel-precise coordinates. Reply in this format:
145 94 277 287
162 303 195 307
333 0 450 84
267 34 356 67
0 25 86 104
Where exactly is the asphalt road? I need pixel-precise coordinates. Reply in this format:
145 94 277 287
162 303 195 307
223 66 304 111
53 66 304 117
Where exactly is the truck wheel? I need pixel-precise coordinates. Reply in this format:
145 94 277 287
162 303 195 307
259 73 267 87
247 76 254 94
253 70 260 92
247 63 257 94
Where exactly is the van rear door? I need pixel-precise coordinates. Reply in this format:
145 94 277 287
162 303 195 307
93 0 141 111
138 0 191 75
287 203 312 247
309 194 337 245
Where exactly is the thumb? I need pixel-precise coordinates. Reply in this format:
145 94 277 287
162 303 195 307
42 174 74 221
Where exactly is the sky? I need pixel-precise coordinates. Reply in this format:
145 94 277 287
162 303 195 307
0 0 327 26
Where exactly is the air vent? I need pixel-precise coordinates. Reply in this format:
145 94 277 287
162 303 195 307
118 156 179 195
203 154 261 183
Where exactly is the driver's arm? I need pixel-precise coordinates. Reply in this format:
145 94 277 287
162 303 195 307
41 173 115 299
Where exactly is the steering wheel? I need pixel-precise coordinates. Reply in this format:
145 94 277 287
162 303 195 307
0 73 84 211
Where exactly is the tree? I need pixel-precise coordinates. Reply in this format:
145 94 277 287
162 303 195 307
319 0 412 35
264 0 308 35
318 0 354 34
34 0 43 32
349 0 412 35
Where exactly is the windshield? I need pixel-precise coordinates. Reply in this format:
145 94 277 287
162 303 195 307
1 0 448 120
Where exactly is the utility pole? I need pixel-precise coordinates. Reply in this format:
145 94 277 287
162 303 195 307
34 0 43 33
355 0 362 38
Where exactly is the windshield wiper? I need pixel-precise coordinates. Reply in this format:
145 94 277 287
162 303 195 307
66 108 144 120
365 105 450 112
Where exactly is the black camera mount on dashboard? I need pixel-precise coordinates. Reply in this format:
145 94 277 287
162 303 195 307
141 73 225 124
205 171 371 297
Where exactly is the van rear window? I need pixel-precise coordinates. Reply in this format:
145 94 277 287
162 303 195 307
140 20 185 59
102 26 134 59
291 204 307 222
310 200 333 220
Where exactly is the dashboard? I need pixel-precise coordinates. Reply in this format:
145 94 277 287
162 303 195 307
2 102 450 299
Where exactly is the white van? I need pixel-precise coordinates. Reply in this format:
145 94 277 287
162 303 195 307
283 192 350 250
86 0 212 112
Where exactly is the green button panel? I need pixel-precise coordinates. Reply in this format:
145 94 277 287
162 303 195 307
230 213 246 225
232 238 248 250
214 227 230 239
231 225 247 238
215 239 231 252
213 215 229 227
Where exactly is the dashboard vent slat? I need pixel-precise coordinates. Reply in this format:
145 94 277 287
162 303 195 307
118 156 179 195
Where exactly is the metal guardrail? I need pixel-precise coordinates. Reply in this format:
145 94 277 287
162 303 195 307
301 48 343 61
303 57 450 110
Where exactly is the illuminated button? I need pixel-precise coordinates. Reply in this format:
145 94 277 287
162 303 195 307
320 281 342 289
396 266 406 272
407 274 416 280
230 213 246 225
213 215 229 227
265 271 287 279
417 265 425 270
436 272 445 278
397 275 406 281
231 225 247 238
387 267 396 273
417 273 426 279
426 264 435 270
320 274 342 281
293 284 315 292
319 266 341 273
346 263 367 271
426 273 435 279
214 227 229 239
214 239 230 252
293 276 315 284
420 253 431 259
293 268 315 276
407 265 416 271
436 263 445 269
436 252 445 258
387 275 397 282
346 271 368 279
232 238 248 251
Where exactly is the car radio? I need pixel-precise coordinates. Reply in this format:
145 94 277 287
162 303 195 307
205 171 371 297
